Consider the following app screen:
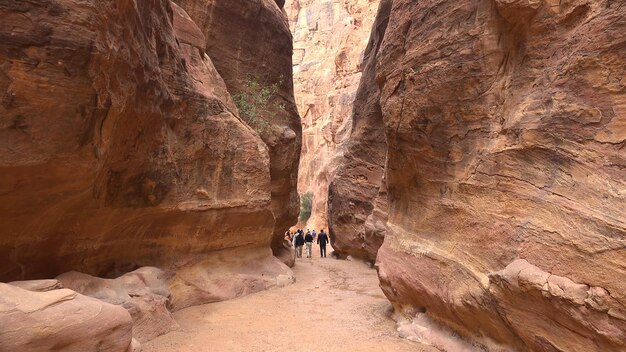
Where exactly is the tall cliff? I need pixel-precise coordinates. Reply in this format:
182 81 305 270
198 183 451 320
286 0 379 231
336 0 626 350
0 0 297 348
173 0 302 265
326 0 388 261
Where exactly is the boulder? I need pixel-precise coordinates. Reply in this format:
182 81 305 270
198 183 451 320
57 267 178 343
168 247 295 311
0 283 134 352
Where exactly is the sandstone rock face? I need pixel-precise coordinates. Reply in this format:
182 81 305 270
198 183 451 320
0 283 135 352
168 247 294 311
173 0 302 264
0 1 301 347
0 0 277 281
286 0 380 231
8 279 64 292
488 259 626 351
340 0 625 350
326 0 390 261
57 267 178 343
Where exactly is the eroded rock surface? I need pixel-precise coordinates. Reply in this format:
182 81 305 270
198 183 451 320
173 0 302 265
488 259 626 351
286 0 380 231
57 267 177 343
336 0 626 350
169 247 294 311
0 283 135 352
0 0 279 282
8 279 64 292
0 0 298 347
326 0 390 261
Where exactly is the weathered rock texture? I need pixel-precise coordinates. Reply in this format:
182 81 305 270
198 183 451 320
173 0 302 264
0 283 136 352
326 0 389 261
286 0 380 231
0 0 287 281
57 267 178 343
337 0 626 350
0 0 299 345
7 279 64 292
168 247 294 310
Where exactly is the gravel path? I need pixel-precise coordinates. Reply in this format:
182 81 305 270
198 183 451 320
144 254 436 352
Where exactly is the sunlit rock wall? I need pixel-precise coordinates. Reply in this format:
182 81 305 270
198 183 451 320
286 0 380 231
174 0 302 265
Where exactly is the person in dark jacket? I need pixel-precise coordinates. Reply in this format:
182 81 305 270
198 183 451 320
294 230 305 258
304 231 314 258
317 229 329 258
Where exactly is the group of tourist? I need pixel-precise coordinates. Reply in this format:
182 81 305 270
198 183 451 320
285 228 330 259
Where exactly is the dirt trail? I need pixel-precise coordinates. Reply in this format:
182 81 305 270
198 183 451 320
144 254 436 352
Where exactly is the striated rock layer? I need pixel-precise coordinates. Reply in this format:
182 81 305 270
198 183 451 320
0 0 287 278
0 283 137 352
286 0 380 231
0 0 299 346
326 0 389 261
337 0 626 350
57 267 178 343
173 0 302 265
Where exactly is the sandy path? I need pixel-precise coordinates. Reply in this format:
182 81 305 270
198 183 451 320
144 254 436 352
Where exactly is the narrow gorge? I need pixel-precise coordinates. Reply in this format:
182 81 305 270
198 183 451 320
0 0 624 351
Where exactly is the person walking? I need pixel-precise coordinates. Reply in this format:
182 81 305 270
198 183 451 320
304 231 314 258
294 230 305 258
312 229 317 241
317 229 329 258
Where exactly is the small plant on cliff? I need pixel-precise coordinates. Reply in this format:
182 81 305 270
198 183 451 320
299 192 313 222
232 78 284 134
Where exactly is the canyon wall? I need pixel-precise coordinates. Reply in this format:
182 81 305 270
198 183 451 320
286 0 379 231
173 0 301 265
0 0 297 348
338 0 626 350
326 0 389 261
0 0 288 280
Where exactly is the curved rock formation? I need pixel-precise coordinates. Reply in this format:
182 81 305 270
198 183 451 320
173 0 302 265
326 0 390 261
0 0 304 345
0 0 300 346
57 267 178 343
334 0 625 350
0 283 136 352
168 247 294 310
286 0 380 231
0 0 281 280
